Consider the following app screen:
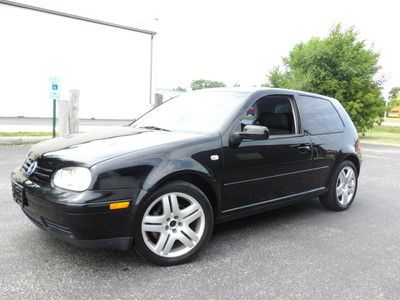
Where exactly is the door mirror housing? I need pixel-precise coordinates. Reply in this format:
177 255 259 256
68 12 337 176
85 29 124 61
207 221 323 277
241 125 270 140
230 125 270 146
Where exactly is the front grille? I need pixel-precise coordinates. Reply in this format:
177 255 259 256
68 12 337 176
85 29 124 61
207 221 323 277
43 218 73 238
23 208 44 229
22 158 54 184
22 208 74 238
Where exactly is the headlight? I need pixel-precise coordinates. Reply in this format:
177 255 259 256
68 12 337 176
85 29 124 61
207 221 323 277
53 167 92 192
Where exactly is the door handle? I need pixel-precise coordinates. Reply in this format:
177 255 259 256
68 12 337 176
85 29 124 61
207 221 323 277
298 145 311 153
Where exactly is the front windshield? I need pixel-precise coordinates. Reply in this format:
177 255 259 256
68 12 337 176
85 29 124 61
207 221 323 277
131 91 250 133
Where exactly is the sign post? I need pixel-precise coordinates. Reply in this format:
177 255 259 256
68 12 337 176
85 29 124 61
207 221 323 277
49 77 60 138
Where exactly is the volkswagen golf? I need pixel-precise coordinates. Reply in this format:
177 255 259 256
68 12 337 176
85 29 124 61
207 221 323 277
11 88 362 265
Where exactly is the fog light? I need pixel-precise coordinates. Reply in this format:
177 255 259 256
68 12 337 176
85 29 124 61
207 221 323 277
109 201 130 210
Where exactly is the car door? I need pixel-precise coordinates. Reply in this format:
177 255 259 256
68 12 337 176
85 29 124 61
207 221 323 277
221 93 314 212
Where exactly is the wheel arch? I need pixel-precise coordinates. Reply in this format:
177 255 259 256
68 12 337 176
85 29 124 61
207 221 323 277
342 154 361 176
146 171 220 217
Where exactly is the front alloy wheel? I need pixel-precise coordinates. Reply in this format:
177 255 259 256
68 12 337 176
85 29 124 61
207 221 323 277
141 192 205 258
134 181 213 265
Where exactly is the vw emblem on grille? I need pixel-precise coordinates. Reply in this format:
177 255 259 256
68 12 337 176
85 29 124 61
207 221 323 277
27 161 38 176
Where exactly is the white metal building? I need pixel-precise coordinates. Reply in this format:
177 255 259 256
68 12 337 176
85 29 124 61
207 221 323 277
0 1 156 120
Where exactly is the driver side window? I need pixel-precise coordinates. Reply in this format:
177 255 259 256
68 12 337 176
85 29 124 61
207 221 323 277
240 95 297 135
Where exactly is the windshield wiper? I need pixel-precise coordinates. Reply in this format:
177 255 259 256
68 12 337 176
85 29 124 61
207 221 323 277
138 126 171 132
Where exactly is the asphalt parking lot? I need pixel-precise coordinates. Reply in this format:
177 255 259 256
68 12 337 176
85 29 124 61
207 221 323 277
1 143 400 299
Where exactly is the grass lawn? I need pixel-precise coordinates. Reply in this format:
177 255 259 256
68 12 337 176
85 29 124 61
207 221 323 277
0 132 52 137
360 126 400 147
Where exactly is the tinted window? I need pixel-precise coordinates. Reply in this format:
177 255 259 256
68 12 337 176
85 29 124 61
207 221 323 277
240 96 296 135
297 96 344 135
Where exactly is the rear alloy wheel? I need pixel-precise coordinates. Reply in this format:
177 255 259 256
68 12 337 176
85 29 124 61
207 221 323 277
134 181 213 265
336 166 356 206
320 160 358 211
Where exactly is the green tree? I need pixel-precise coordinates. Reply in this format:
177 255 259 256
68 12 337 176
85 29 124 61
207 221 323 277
388 87 400 100
191 79 226 90
266 24 385 134
173 86 187 92
386 92 400 116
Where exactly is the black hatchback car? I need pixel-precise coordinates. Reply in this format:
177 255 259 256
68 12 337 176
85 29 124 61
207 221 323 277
11 88 361 265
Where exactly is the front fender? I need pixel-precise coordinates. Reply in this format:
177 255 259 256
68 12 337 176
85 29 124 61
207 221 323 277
90 132 222 198
142 158 218 193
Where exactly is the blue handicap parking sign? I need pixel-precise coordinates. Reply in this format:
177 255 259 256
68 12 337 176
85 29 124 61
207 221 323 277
49 77 61 100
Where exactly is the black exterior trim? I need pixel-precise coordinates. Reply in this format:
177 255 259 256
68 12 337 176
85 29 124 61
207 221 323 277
221 187 326 214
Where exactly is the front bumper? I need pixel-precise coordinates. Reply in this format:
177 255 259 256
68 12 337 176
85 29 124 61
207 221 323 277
11 167 146 251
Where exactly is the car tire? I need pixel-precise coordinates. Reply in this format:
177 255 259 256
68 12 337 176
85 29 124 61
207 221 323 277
133 180 214 266
320 160 358 211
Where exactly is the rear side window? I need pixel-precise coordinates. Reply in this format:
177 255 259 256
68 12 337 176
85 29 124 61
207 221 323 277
297 96 344 135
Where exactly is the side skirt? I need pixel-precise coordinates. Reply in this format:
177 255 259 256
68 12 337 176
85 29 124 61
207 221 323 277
215 187 326 224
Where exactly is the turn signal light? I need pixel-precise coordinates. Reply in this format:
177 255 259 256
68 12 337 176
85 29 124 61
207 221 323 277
109 201 130 210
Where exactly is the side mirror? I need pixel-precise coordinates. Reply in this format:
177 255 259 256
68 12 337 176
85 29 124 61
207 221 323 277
241 125 270 140
230 125 270 146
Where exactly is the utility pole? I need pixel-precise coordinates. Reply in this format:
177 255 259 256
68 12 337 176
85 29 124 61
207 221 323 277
52 98 56 137
49 77 60 138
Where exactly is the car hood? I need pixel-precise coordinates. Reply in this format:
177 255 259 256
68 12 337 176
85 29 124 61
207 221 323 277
28 127 202 166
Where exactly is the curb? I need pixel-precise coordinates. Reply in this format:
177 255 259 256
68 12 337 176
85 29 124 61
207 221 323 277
360 140 400 148
0 136 51 146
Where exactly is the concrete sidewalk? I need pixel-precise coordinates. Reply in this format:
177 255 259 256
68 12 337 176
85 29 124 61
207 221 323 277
0 117 132 132
0 117 133 145
0 136 51 145
382 121 400 127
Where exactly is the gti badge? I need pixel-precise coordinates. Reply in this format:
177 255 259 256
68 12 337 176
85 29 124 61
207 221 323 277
27 161 38 176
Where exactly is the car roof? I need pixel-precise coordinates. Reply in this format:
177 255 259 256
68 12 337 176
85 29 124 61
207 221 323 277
195 87 334 102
